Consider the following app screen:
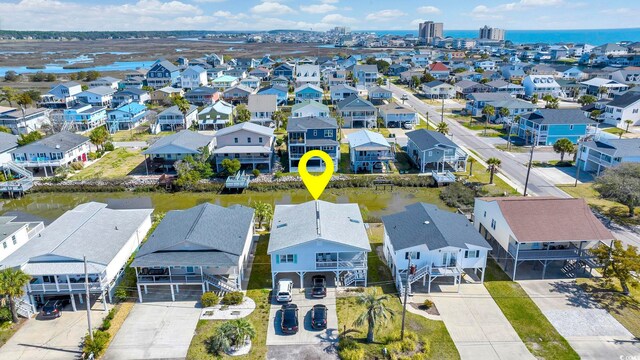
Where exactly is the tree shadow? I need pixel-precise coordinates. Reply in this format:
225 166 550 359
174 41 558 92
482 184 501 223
547 280 601 309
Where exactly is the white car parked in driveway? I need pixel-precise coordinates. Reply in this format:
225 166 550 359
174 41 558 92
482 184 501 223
276 278 293 302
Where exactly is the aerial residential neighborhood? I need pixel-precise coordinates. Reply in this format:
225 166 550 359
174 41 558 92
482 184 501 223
0 1 639 360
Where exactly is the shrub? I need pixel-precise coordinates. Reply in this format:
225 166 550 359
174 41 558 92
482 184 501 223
114 287 128 303
273 171 284 179
83 330 110 357
221 291 244 305
100 319 111 331
201 292 220 308
87 152 98 161
439 181 475 208
70 161 84 171
0 307 12 323
103 142 115 151
252 169 260 177
338 338 364 360
422 299 434 309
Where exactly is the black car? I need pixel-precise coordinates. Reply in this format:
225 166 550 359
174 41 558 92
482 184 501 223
311 275 326 298
41 300 64 318
311 304 327 330
280 304 299 334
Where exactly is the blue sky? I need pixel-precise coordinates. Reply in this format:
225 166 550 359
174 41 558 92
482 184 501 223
0 0 637 31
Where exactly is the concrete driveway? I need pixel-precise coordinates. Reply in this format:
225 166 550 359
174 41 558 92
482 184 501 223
103 287 202 360
424 283 535 360
0 303 109 360
267 281 338 346
518 279 640 359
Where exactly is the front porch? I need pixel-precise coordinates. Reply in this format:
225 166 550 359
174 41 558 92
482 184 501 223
271 251 368 289
26 273 111 312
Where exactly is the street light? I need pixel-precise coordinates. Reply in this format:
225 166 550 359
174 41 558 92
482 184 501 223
574 138 583 187
523 131 538 197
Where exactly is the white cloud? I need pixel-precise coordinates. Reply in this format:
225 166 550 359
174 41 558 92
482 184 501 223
213 10 232 16
600 7 633 14
417 6 440 14
321 13 357 25
250 1 295 15
192 0 226 3
365 9 406 21
320 0 338 3
300 3 336 14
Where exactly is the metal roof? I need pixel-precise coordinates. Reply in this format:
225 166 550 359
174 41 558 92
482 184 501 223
348 129 390 149
143 130 213 155
11 131 89 154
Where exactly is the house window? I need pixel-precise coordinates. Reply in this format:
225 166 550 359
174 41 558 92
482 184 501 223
634 109 639 114
11 235 16 245
278 254 296 263
428 151 432 157
259 137 263 143
324 130 333 138
569 125 574 130
483 211 487 218
1 242 5 249
234 137 238 143
464 250 480 258
247 137 252 143
405 252 419 260
313 130 318 136
491 219 497 230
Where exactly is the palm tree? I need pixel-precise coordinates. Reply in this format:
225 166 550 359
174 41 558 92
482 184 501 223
481 105 495 136
553 138 575 162
16 92 34 133
208 319 256 355
89 126 110 151
0 87 17 107
498 107 510 123
0 268 31 323
335 114 344 140
436 121 449 134
468 157 476 176
486 157 501 184
271 110 287 130
531 94 538 105
171 95 191 130
624 119 633 134
507 115 520 150
598 86 608 99
353 289 395 343
252 201 273 230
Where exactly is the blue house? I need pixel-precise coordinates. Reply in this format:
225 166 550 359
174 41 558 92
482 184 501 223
348 129 393 173
63 103 107 132
294 84 324 103
273 63 294 80
107 103 148 133
257 85 288 105
287 116 339 173
517 109 596 146
146 60 180 89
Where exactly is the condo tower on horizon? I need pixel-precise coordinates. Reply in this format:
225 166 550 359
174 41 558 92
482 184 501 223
479 25 505 41
419 21 444 44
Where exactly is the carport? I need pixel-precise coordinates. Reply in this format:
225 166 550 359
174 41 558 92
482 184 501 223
272 271 337 290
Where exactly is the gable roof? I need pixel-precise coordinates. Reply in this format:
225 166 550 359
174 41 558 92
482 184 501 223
79 86 115 97
522 109 594 125
143 130 213 155
480 197 614 243
583 138 640 157
248 94 278 112
429 62 449 72
258 85 288 94
214 121 274 137
406 129 458 151
337 94 375 110
287 116 337 132
0 132 18 153
348 129 390 149
467 92 513 102
292 99 330 113
199 100 233 116
132 203 254 267
268 200 371 253
186 86 218 96
368 85 392 95
294 83 323 93
11 131 88 154
607 92 640 108
152 60 179 72
158 104 198 117
378 102 416 115
383 203 491 251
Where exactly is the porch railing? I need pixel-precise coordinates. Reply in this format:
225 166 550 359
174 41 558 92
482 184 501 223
137 274 204 284
316 259 366 270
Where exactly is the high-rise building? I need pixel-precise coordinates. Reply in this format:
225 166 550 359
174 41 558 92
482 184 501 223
419 21 444 44
479 25 505 41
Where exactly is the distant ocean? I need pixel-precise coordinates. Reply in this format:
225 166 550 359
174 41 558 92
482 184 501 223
358 28 640 44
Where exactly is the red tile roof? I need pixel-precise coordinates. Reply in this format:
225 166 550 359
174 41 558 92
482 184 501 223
482 197 614 243
429 62 449 72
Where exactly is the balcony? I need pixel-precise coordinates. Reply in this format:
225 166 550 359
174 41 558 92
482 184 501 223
355 154 394 162
28 277 107 294
14 158 65 167
315 252 367 270
137 274 204 284
508 243 592 260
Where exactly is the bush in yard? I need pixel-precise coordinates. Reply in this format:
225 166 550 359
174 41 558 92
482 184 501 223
337 337 364 360
100 319 111 331
83 330 110 357
252 168 260 177
222 291 244 305
114 287 128 303
0 306 12 323
70 161 84 171
88 152 98 161
201 292 220 308
439 181 475 208
103 142 115 151
422 299 434 309
273 171 284 179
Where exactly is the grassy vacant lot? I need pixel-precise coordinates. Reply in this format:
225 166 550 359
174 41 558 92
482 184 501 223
71 148 145 180
558 184 640 225
457 161 519 196
187 234 271 360
338 143 352 174
577 278 640 338
484 260 579 360
335 224 459 359
495 144 530 153
110 126 174 142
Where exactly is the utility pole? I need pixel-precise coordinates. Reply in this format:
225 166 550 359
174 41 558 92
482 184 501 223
574 139 582 187
441 97 444 123
523 132 537 196
401 252 412 340
84 255 93 342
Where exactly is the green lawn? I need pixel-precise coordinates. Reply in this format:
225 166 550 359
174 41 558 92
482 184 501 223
457 161 519 196
484 260 579 360
558 184 640 225
0 320 20 349
338 143 352 174
602 127 625 136
495 144 530 153
336 224 459 359
576 278 640 338
71 148 145 180
187 234 272 360
110 125 173 142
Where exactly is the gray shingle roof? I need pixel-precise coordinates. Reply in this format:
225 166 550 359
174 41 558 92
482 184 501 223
382 203 491 251
214 121 274 137
523 109 594 125
11 131 88 155
132 203 254 267
406 129 458 151
248 94 278 112
287 116 337 132
337 94 375 111
607 92 640 108
467 93 513 102
159 105 198 117
583 138 640 157
0 132 18 153
268 200 371 253
0 202 152 273
143 130 213 155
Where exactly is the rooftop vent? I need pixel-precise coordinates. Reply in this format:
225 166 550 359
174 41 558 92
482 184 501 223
276 223 287 229
424 221 430 225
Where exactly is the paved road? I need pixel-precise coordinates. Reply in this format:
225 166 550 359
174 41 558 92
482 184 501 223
390 84 640 247
418 284 535 360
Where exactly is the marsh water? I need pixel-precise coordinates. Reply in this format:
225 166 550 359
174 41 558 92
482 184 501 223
0 187 450 222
